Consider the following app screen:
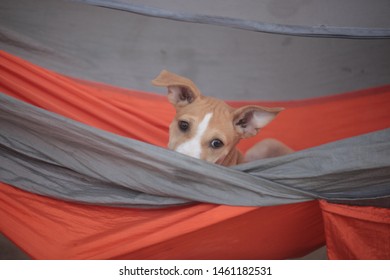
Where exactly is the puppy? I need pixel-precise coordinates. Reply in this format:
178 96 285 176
153 70 293 166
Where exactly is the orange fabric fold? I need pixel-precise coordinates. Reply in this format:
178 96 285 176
320 201 390 259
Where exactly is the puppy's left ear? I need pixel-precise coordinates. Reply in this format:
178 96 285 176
233 106 284 138
152 70 202 107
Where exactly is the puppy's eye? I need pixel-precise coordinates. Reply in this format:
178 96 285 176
178 120 189 132
210 139 224 149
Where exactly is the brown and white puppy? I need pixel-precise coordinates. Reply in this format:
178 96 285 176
152 70 293 166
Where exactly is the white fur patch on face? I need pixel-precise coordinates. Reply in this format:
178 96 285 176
175 112 213 159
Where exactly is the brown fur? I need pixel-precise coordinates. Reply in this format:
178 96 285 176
153 70 293 166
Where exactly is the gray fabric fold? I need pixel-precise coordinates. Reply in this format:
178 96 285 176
73 0 390 39
1 93 390 208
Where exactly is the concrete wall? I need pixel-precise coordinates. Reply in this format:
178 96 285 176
1 0 389 100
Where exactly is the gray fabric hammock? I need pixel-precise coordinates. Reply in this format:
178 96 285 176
1 93 390 208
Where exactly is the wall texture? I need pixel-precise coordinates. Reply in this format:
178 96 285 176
1 0 389 100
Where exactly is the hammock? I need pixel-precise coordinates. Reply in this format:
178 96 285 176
1 51 390 259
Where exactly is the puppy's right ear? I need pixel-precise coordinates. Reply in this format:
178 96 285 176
152 70 202 107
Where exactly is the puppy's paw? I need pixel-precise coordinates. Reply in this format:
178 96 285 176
244 138 294 162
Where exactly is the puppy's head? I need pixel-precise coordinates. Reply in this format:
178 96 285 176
152 70 283 164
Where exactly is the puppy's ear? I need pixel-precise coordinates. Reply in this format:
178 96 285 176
233 105 284 138
152 70 202 106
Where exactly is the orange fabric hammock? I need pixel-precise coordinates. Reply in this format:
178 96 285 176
1 51 389 259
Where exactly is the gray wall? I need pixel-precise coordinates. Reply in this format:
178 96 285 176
1 0 389 100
